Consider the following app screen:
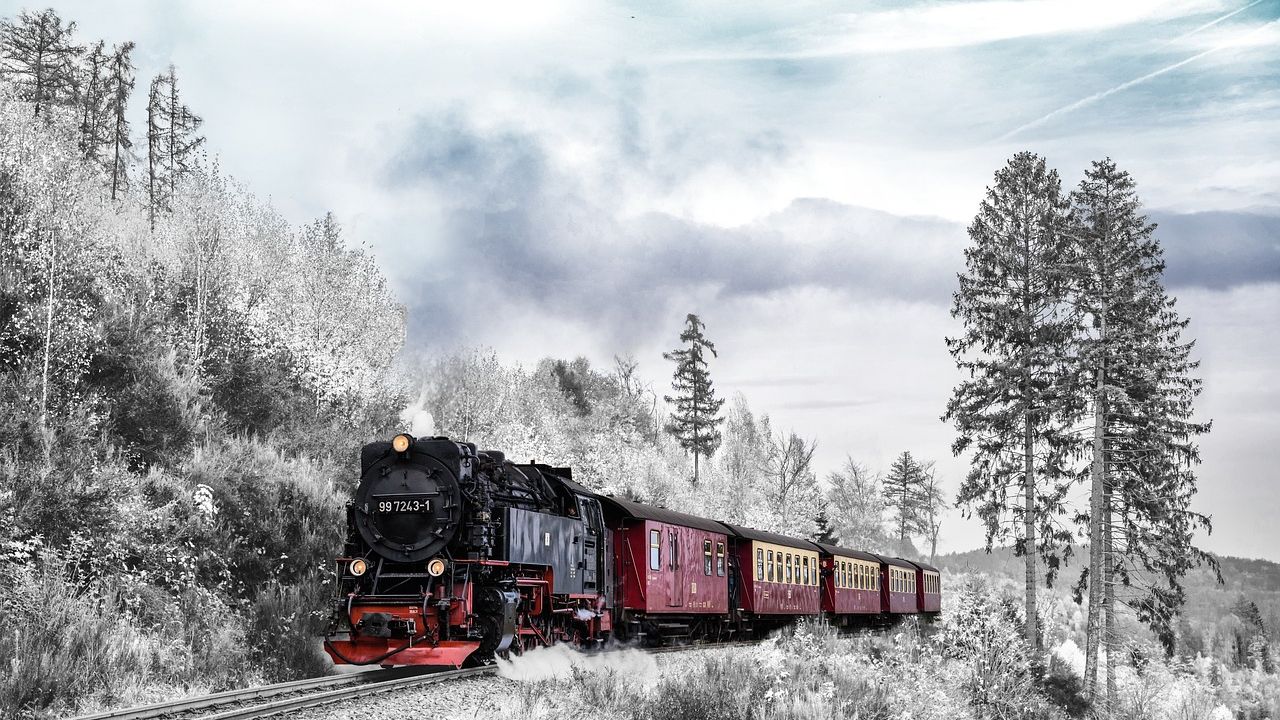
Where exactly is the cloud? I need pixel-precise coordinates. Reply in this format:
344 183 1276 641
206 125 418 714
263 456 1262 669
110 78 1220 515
381 104 1280 353
1153 210 1280 289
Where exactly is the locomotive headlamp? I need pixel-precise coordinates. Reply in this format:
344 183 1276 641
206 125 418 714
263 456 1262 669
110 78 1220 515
348 558 369 577
392 433 413 453
426 557 447 577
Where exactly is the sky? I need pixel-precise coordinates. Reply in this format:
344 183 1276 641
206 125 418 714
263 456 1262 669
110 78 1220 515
13 0 1279 560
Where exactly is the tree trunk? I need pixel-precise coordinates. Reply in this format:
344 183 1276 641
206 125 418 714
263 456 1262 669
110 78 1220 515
1085 306 1107 704
1024 413 1038 650
111 114 123 200
39 234 56 426
693 451 700 486
1104 479 1116 715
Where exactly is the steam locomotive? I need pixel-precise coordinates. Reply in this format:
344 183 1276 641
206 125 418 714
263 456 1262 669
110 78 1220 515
323 434 941 668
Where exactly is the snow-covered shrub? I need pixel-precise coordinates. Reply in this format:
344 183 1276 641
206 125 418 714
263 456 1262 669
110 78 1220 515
939 577 1064 719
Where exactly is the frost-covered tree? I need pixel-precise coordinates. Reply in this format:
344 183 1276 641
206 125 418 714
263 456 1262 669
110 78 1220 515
0 8 81 118
945 151 1078 650
825 456 888 553
712 393 771 524
765 430 820 538
662 313 725 485
1071 158 1213 708
146 64 203 229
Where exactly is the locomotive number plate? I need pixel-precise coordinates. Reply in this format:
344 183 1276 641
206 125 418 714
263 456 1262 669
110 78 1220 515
373 495 433 514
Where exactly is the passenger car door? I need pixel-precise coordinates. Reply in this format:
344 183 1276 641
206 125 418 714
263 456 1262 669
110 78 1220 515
666 526 684 607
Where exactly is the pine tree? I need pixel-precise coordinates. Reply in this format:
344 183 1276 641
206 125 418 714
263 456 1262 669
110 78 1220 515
662 313 725 485
77 40 110 164
0 8 82 118
1071 158 1214 709
945 151 1079 650
105 41 135 200
883 451 928 551
147 64 204 229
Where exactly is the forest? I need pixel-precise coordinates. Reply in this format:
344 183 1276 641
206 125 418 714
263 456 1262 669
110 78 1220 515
0 8 935 717
0 5 1276 720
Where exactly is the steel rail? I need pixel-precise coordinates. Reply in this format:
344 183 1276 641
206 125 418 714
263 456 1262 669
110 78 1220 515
68 666 434 720
73 639 756 720
195 666 494 720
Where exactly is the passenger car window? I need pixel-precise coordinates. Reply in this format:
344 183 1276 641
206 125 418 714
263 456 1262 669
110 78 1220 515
767 550 774 581
785 554 792 584
717 542 726 576
649 529 660 571
756 548 764 580
703 539 713 576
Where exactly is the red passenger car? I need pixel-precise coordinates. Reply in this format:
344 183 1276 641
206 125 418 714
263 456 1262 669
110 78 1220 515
722 524 821 617
882 556 920 614
816 543 882 620
604 498 731 619
906 560 942 614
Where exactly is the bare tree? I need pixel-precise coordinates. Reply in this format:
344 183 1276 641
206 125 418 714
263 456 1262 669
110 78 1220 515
766 430 820 537
826 456 889 553
919 462 946 565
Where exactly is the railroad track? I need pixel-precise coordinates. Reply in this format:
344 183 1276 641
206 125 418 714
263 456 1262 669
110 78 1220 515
72 640 753 720
68 665 471 720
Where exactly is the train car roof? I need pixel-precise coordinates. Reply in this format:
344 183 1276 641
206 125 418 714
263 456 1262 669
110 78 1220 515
720 523 822 551
598 495 730 534
884 556 925 570
813 542 882 563
899 558 940 573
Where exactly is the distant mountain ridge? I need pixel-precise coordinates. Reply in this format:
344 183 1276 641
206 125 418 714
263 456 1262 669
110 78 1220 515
936 546 1280 634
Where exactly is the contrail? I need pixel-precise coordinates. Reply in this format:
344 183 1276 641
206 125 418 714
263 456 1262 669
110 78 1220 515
998 12 1275 142
1168 0 1266 44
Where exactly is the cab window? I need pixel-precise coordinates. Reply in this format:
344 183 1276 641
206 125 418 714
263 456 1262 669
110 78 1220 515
716 542 726 576
649 530 660 571
703 539 713 576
